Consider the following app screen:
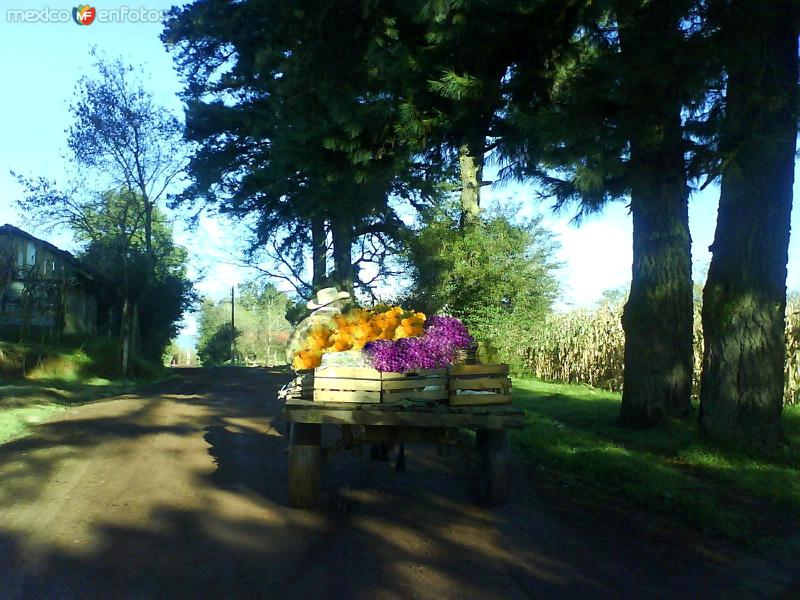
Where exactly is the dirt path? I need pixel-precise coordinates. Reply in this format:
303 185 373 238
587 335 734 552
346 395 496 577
0 368 795 599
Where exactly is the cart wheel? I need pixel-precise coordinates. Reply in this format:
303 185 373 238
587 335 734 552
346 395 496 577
476 429 510 506
288 423 321 508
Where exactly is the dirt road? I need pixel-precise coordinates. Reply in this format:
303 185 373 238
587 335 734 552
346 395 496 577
0 368 794 599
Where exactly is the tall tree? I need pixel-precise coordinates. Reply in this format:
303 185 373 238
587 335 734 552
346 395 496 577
370 0 583 228
502 0 710 425
699 0 799 445
79 198 195 362
68 50 186 262
616 1 695 425
15 182 194 367
163 0 430 298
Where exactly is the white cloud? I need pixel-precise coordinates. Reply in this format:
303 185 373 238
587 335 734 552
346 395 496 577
546 206 632 308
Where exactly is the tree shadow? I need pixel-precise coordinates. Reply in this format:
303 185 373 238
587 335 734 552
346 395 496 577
203 423 289 504
0 504 331 600
1 367 797 599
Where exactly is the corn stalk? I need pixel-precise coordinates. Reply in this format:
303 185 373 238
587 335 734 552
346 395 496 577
517 298 800 405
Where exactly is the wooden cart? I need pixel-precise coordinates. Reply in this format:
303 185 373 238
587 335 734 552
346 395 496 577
283 398 525 509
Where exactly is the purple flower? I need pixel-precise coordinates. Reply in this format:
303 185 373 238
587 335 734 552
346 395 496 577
363 316 473 372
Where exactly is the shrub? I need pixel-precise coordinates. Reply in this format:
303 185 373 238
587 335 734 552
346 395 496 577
404 204 560 370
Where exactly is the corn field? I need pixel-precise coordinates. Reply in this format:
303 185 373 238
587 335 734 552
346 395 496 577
515 298 800 405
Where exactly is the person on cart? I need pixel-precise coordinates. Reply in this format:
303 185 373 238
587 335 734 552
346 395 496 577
286 286 351 367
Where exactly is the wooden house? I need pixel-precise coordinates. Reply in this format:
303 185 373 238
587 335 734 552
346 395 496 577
0 224 111 338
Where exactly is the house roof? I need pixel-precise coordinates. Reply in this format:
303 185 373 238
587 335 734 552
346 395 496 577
0 223 112 286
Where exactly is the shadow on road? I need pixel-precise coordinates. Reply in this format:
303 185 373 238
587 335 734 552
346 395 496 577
203 423 289 504
0 367 796 600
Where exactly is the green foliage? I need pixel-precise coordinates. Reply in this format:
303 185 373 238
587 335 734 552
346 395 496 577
284 299 310 327
163 0 432 296
67 49 186 240
0 338 163 444
500 1 715 212
405 203 559 366
512 378 800 540
77 191 196 361
196 282 291 366
197 321 238 367
0 336 161 381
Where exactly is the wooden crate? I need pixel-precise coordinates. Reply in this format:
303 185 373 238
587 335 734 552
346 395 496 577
313 367 447 404
447 364 512 406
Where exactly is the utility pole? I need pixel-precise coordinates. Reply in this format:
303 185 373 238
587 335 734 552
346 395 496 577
230 285 235 365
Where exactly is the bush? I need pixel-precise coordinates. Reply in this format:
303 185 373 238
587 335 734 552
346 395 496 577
404 204 560 369
0 336 162 381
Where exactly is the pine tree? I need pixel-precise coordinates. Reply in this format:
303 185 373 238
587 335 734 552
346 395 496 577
502 0 712 425
699 0 799 446
163 0 429 297
370 0 585 227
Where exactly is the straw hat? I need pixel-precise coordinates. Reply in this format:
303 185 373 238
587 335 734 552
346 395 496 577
307 287 351 310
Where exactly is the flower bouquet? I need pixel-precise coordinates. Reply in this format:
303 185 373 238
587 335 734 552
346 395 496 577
291 306 473 373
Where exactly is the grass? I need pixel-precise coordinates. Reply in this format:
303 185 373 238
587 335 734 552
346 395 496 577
0 338 167 445
511 379 800 543
0 379 144 443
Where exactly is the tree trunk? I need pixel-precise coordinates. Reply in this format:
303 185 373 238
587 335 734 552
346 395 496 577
618 5 694 426
311 216 327 292
120 249 131 377
458 137 484 229
699 0 798 446
143 197 154 261
620 134 694 425
131 302 139 358
121 298 130 377
330 216 354 298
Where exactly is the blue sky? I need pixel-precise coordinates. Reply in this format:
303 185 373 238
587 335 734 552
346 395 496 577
0 3 798 347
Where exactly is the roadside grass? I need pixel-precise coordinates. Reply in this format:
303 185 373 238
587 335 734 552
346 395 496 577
511 379 800 542
0 379 144 443
0 338 167 445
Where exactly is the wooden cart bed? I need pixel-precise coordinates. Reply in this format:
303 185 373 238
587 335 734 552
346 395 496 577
283 398 526 509
284 398 525 429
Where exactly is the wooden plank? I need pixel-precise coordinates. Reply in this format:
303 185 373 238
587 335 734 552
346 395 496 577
381 369 446 380
381 378 447 389
315 366 381 379
314 379 382 391
285 406 524 428
286 397 522 413
287 422 321 508
450 377 511 390
449 392 512 406
314 389 381 403
448 364 509 375
383 389 448 402
310 368 450 405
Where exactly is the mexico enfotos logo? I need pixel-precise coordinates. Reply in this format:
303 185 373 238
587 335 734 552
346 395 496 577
7 5 165 24
73 4 95 25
